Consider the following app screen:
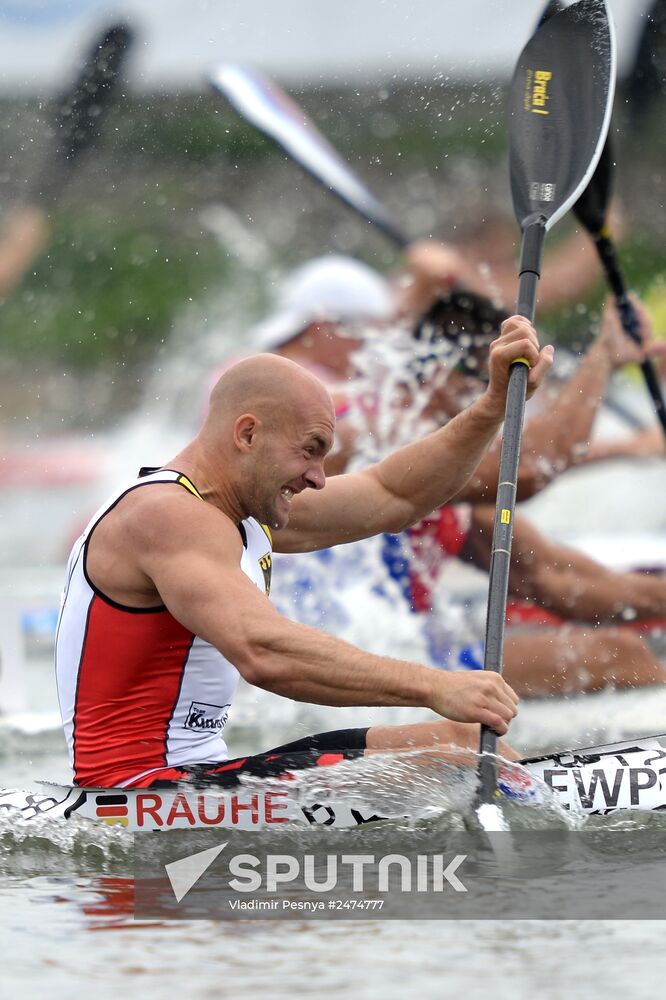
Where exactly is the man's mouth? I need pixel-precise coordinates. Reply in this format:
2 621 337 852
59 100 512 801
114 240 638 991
280 487 295 504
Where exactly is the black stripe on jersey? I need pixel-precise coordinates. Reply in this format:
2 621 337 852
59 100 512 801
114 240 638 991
162 632 196 767
71 593 95 784
82 473 200 614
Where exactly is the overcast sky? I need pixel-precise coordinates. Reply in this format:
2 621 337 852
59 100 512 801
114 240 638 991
0 0 657 94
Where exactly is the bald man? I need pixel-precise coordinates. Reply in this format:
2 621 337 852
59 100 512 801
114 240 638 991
55 319 552 789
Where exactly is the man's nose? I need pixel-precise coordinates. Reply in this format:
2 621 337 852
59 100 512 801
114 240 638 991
305 461 326 490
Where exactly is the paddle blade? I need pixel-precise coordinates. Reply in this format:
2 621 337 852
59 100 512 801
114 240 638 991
53 23 134 167
556 0 613 235
536 0 570 31
209 65 407 247
626 0 666 131
509 0 616 233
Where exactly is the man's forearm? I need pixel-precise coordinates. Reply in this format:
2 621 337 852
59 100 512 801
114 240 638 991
371 392 504 530
227 609 517 735
238 615 438 709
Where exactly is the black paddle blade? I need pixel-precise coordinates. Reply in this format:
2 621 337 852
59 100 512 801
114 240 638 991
535 0 616 238
536 0 569 31
53 23 134 167
509 0 615 233
626 0 666 130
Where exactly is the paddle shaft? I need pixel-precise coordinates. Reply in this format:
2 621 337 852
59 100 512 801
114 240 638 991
592 231 666 439
570 125 666 438
211 67 410 252
278 149 410 250
362 216 408 251
478 216 546 796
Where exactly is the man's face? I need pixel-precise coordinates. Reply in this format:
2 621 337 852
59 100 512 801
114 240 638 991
246 392 335 530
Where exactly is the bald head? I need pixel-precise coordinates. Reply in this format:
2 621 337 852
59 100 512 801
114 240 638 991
167 355 335 527
205 353 334 433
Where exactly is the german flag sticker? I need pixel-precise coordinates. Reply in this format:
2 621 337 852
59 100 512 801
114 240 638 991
95 793 129 827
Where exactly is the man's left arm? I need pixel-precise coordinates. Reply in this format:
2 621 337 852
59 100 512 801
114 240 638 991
274 316 553 553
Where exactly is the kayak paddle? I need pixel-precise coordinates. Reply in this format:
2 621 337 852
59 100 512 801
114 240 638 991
36 23 134 201
209 65 517 368
0 23 134 302
477 0 617 825
572 139 666 440
536 2 666 441
626 0 666 133
209 65 407 249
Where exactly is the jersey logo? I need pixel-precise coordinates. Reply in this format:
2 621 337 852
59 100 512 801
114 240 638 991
184 701 230 732
258 552 272 595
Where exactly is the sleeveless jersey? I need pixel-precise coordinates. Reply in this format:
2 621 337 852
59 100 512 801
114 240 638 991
54 469 273 787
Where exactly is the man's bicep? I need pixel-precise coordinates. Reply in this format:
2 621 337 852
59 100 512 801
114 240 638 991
140 528 276 666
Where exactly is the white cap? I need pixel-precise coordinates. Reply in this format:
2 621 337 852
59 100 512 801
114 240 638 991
250 255 394 351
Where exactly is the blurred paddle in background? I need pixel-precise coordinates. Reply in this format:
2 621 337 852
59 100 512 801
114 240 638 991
572 139 666 439
210 64 408 249
0 22 134 300
210 64 514 365
626 0 666 133
537 0 666 441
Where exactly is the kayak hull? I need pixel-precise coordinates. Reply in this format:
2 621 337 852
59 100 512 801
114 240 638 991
2 734 665 830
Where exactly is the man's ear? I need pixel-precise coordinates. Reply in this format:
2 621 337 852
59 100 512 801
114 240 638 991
234 413 260 452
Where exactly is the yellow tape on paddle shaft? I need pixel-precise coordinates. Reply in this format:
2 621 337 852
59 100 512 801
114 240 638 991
512 357 530 366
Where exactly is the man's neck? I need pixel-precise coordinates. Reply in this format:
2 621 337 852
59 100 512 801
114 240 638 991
164 445 246 525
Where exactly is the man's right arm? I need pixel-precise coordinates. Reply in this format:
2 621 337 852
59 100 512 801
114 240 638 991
135 496 518 735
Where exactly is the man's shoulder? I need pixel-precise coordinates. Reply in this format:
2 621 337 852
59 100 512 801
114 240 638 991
108 480 240 551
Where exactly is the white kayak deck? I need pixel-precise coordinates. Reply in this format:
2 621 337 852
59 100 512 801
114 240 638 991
1 734 665 830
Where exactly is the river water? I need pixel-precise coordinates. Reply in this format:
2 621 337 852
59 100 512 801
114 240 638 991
2 700 666 1000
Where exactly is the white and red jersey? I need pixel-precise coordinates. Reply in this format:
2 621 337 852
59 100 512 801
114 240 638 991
54 469 273 787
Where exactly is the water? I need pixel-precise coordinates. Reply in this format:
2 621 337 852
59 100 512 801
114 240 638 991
1 904 659 1000
2 559 666 998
